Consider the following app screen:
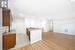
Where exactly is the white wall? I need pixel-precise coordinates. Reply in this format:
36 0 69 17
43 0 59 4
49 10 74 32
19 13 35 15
25 18 53 32
11 18 45 32
8 0 75 35
0 8 2 50
25 18 43 28
53 17 75 35
11 19 27 47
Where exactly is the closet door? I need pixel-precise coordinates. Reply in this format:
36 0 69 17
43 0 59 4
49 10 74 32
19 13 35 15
2 8 10 26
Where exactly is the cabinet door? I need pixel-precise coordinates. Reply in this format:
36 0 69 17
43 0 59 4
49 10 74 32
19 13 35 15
2 9 10 26
3 33 16 50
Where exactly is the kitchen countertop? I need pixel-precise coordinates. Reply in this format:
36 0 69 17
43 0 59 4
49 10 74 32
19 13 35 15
3 31 16 36
27 28 42 31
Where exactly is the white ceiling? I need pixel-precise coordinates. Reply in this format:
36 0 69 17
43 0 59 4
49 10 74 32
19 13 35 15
8 0 75 20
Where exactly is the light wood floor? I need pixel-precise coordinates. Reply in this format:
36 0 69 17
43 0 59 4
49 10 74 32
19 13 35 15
16 32 75 50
